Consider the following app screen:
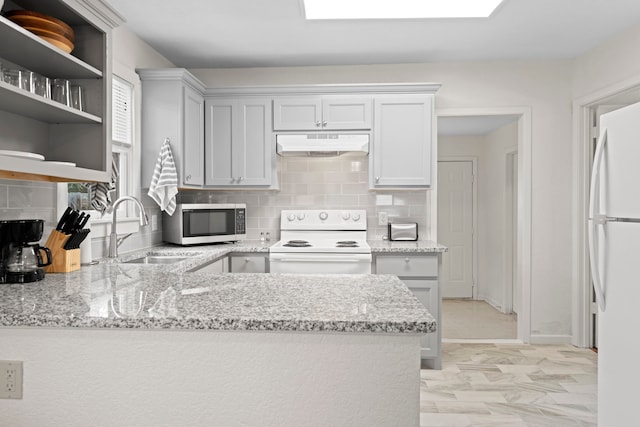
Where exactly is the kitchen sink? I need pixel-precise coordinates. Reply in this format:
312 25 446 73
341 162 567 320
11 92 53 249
123 255 189 264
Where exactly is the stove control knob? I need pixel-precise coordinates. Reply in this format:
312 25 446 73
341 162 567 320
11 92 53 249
352 213 361 221
297 212 306 220
341 212 351 220
287 213 296 221
319 211 328 221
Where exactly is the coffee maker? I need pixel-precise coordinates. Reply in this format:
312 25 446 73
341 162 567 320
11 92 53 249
0 219 52 283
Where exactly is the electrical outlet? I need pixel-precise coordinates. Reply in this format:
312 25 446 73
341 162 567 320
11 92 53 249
378 212 388 225
151 214 158 232
0 361 23 399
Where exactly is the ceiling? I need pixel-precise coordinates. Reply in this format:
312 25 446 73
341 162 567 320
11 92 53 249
104 0 640 135
105 0 640 69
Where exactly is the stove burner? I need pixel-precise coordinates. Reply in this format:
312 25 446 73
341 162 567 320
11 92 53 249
336 240 359 248
284 240 312 247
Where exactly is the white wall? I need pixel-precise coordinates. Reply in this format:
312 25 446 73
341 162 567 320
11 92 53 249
193 60 574 341
482 123 518 309
439 123 518 312
573 23 640 99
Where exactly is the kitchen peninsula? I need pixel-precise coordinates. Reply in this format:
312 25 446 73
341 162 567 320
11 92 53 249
0 244 435 427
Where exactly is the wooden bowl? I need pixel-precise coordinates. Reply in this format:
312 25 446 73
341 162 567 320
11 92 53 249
28 27 74 53
5 9 75 42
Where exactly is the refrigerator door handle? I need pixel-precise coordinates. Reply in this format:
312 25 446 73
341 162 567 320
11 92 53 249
588 128 607 311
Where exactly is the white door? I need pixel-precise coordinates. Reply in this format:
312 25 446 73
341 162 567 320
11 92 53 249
437 161 474 298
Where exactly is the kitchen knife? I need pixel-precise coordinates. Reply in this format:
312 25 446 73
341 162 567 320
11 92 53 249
73 229 90 249
56 207 73 231
78 213 90 230
64 229 90 250
75 212 86 231
62 210 79 234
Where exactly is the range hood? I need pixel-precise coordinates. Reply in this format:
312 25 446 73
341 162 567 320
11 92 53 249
276 134 369 157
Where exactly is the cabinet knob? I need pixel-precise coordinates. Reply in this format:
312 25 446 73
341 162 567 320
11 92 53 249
315 121 321 127
245 258 250 262
238 177 243 183
405 258 410 263
375 176 380 183
322 121 327 127
186 174 191 181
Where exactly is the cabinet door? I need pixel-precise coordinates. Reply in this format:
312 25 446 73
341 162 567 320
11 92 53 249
235 99 272 186
190 257 229 273
273 97 322 130
404 279 439 359
230 255 267 273
371 95 433 187
322 96 372 130
205 98 272 187
205 99 235 185
182 85 205 186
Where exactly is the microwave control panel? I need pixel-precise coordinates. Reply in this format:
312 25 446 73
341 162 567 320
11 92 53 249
235 209 246 234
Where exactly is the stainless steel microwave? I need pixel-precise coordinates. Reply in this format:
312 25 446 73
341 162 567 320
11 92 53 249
163 203 246 245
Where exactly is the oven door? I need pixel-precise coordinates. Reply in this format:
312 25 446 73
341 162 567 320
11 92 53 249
269 253 372 274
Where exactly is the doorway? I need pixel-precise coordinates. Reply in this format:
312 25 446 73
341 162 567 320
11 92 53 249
437 111 525 341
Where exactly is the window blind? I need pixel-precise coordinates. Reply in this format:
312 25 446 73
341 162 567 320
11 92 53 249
112 76 133 145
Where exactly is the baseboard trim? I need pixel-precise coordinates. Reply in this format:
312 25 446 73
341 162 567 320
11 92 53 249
443 338 523 344
529 334 573 345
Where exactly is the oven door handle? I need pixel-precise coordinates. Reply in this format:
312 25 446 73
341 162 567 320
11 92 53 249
271 255 371 263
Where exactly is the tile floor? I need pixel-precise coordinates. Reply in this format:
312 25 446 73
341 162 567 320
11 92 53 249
420 343 598 426
443 299 518 340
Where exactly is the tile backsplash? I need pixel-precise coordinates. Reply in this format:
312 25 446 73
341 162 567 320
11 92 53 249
179 156 428 242
0 179 162 259
0 157 428 255
0 179 58 241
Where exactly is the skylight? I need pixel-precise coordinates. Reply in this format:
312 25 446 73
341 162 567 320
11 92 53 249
303 0 505 20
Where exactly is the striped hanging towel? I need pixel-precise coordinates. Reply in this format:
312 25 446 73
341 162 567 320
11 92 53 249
86 156 119 215
148 138 178 215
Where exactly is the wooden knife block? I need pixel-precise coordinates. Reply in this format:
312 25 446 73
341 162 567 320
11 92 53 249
44 230 81 273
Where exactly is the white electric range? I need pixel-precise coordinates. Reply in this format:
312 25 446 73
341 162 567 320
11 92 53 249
269 209 372 274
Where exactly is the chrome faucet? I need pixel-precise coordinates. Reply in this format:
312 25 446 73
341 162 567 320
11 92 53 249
108 196 149 258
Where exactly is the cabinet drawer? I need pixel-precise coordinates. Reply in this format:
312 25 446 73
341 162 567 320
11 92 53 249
375 255 438 277
230 255 267 273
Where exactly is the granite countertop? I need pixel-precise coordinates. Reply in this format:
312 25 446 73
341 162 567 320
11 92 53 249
368 240 448 253
0 241 436 334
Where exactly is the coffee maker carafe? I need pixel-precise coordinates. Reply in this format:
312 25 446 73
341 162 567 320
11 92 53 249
0 220 52 283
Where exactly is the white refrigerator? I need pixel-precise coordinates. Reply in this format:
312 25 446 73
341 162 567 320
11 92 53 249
588 101 640 426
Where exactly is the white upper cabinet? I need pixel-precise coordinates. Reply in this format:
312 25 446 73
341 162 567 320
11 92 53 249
273 96 372 130
182 85 205 186
371 95 434 188
205 97 272 187
0 0 122 182
138 69 205 188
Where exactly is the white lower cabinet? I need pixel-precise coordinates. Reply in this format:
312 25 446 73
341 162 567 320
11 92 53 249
230 254 268 273
374 253 441 368
190 257 229 273
403 279 439 359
